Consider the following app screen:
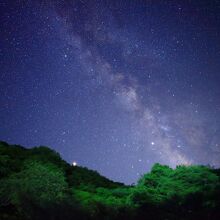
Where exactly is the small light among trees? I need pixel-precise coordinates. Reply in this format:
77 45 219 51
72 161 77 166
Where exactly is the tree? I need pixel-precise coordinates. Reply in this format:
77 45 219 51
0 160 67 219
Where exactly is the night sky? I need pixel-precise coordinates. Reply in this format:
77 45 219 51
1 0 220 184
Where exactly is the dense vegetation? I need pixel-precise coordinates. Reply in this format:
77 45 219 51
0 141 220 220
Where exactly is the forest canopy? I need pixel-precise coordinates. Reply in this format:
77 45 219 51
0 141 220 220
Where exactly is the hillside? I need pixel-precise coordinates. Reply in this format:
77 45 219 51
0 141 220 220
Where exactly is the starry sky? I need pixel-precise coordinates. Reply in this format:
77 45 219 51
1 0 220 184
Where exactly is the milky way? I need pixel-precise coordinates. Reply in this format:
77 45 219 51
1 0 220 184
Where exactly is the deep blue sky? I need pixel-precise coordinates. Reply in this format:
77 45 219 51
1 0 220 184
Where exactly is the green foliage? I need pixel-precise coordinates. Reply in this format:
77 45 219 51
0 160 67 219
0 142 28 177
0 141 220 220
66 165 123 189
135 163 220 205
